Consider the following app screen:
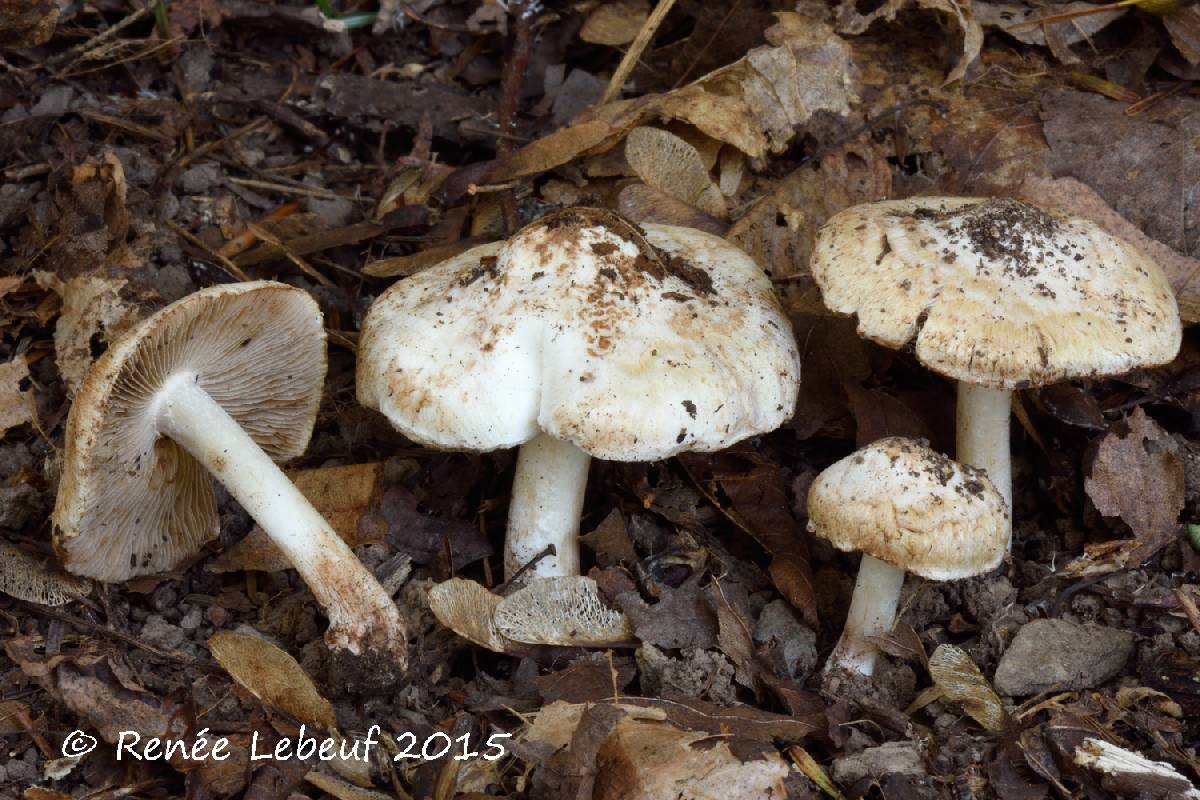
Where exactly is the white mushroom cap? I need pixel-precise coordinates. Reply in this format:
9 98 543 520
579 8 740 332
810 197 1181 390
357 208 800 460
53 282 326 581
806 437 1008 580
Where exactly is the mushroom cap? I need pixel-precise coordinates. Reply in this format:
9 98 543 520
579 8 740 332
810 197 1181 390
806 437 1008 580
53 281 327 582
357 208 800 460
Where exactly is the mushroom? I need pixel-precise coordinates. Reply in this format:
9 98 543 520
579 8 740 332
358 208 800 580
806 437 1008 676
810 197 1181 533
53 281 407 665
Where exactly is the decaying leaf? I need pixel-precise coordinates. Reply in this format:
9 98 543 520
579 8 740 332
927 644 1008 732
0 543 88 606
975 2 1125 65
727 136 891 315
1084 407 1185 565
4 637 179 747
835 0 982 83
305 771 392 800
592 717 790 799
0 356 33 436
32 272 140 394
0 0 58 48
580 0 650 46
491 13 858 180
208 630 337 730
209 463 384 573
679 450 818 627
624 127 725 217
615 575 718 651
1074 738 1200 799
495 576 634 647
428 577 512 653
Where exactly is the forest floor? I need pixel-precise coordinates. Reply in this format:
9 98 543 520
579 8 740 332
3 0 1200 798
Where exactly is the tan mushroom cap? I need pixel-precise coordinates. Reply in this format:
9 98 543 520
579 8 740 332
806 437 1008 580
357 208 800 460
810 197 1181 390
53 282 326 582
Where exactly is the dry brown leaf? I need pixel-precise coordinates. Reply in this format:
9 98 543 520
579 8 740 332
208 463 383 573
1084 408 1185 565
32 272 140 394
624 127 725 217
0 543 88 606
0 357 33 436
491 12 857 180
208 630 336 730
835 0 981 83
727 135 891 315
580 0 650 45
927 644 1008 732
23 788 72 800
592 717 790 800
1165 7 1200 66
0 700 32 735
428 577 512 653
616 183 726 235
975 1 1125 65
363 240 485 278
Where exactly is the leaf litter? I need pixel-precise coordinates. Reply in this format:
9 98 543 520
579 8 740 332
4 2 1200 798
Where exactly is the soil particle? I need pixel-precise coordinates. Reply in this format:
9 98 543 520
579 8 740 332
753 599 818 681
915 198 1061 278
636 643 738 705
831 741 926 784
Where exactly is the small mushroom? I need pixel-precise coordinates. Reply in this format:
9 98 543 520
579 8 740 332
807 437 1008 676
358 208 800 580
53 282 407 665
811 197 1181 541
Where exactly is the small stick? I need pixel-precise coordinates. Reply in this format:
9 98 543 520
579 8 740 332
495 1 536 233
44 6 150 68
600 0 677 105
218 202 301 259
246 223 336 287
164 220 252 281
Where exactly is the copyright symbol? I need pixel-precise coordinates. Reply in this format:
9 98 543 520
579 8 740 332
61 730 97 758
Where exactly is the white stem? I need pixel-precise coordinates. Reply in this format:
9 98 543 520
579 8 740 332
154 374 406 662
827 554 905 677
957 382 1013 546
504 433 590 579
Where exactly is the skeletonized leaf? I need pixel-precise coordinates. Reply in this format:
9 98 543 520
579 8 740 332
0 543 88 606
495 576 634 646
928 644 1008 732
208 631 336 730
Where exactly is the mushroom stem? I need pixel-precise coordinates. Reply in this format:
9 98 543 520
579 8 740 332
828 554 905 677
956 382 1013 545
153 374 407 664
504 433 590 579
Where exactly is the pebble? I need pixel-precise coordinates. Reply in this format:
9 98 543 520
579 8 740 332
994 618 1133 696
832 741 925 784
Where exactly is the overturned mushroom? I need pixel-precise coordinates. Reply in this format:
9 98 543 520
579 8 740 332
53 282 407 665
811 197 1181 540
807 437 1007 676
358 208 800 580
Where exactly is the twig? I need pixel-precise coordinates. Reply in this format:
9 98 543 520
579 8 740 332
246 223 336 287
497 544 556 592
44 6 150 69
495 1 536 234
600 0 677 105
164 219 252 281
229 177 355 202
